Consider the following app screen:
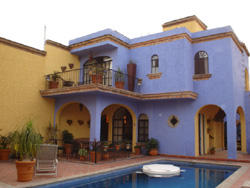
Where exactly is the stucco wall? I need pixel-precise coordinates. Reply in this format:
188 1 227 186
0 43 54 136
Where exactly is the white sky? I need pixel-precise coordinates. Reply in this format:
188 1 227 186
1 0 250 51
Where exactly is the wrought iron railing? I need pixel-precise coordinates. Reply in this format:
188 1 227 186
44 65 142 93
47 139 133 164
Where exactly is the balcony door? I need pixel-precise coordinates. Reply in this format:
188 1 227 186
112 107 132 142
83 56 112 85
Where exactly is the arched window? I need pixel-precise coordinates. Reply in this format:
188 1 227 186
83 56 112 85
151 55 159 74
138 113 148 142
194 51 208 74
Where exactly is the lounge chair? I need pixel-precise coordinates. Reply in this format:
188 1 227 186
35 144 58 177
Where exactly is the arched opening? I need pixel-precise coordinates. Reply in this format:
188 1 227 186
83 55 112 85
195 105 226 156
236 106 246 152
113 107 133 142
138 113 149 142
56 102 91 141
245 68 249 91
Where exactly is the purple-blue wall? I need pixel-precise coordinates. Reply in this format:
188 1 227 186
55 25 250 159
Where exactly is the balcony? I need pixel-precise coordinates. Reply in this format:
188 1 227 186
40 65 143 99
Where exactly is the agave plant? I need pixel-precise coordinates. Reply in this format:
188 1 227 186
11 120 42 160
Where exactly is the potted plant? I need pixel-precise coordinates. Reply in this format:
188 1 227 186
103 142 108 152
10 120 42 182
127 60 137 91
49 71 60 89
146 138 159 156
89 64 105 84
210 147 216 154
115 141 120 151
125 140 130 150
78 148 88 161
134 145 141 155
63 80 74 87
62 130 74 156
108 143 114 150
0 132 12 161
90 139 101 162
115 67 125 89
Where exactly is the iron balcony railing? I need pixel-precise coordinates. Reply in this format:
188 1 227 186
44 65 142 93
47 139 133 164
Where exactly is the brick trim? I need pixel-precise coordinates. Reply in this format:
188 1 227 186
0 37 46 56
162 15 207 31
69 31 248 56
147 73 162 79
193 74 212 81
46 40 70 51
40 84 198 100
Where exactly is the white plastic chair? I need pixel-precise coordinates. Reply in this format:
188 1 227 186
35 144 58 177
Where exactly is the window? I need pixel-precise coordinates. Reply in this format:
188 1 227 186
138 113 149 142
151 55 159 74
194 51 208 74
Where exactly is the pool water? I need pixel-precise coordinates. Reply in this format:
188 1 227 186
37 161 238 188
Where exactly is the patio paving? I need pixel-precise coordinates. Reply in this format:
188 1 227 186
0 152 250 188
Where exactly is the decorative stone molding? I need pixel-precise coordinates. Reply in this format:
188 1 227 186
193 74 212 81
147 73 162 80
167 115 179 128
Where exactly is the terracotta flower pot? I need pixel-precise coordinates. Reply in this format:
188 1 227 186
65 144 72 156
92 74 103 84
49 81 59 89
115 145 120 151
135 148 141 155
149 149 158 156
127 63 136 91
115 81 125 89
0 149 11 161
16 160 35 182
61 66 67 72
80 156 85 161
90 151 100 162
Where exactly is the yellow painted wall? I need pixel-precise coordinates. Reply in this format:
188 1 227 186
0 43 54 137
163 20 205 33
58 103 90 139
44 44 80 75
0 40 80 141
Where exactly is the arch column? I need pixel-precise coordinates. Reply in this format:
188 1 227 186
89 99 102 142
226 109 237 159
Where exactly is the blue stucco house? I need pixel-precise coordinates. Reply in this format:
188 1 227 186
41 15 250 159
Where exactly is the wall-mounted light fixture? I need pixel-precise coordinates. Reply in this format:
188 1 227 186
137 78 143 86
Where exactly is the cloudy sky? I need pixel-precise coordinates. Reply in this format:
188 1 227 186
1 0 250 51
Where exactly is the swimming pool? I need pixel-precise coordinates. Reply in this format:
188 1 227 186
35 160 239 188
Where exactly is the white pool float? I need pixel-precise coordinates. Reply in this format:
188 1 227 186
142 164 181 177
